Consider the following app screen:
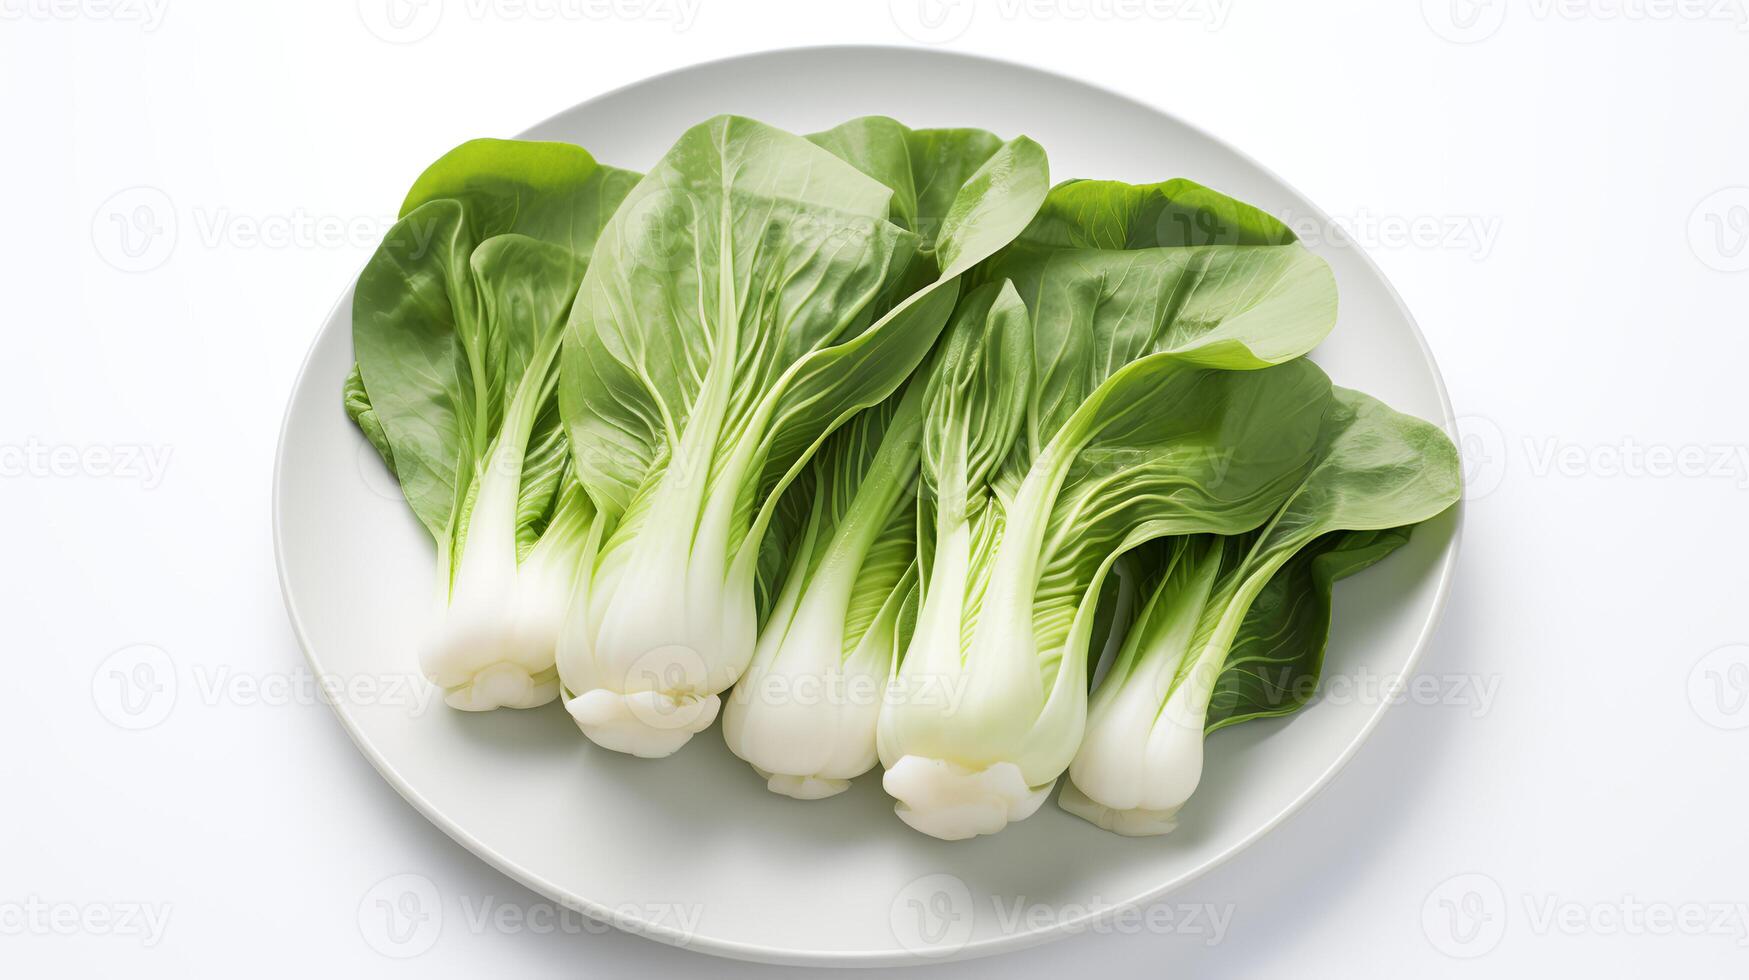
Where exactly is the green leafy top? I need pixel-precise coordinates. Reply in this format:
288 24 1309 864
807 117 1004 247
981 180 1336 447
558 116 923 544
398 138 642 255
1002 177 1296 253
1099 387 1463 722
560 115 1049 566
349 139 636 566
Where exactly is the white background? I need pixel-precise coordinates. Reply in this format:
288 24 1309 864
3 0 1747 976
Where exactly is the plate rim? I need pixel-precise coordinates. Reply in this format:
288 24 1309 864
272 42 1464 967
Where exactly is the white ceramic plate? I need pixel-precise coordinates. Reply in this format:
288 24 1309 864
274 46 1460 967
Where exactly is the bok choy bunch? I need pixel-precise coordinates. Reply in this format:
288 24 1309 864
337 116 1464 843
874 179 1347 839
346 139 638 710
555 117 1049 757
1060 389 1461 834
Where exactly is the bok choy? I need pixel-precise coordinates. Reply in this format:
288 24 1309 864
1060 389 1461 834
720 383 924 798
347 139 637 710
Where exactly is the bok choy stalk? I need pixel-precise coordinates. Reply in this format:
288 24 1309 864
721 382 924 798
347 139 638 710
556 117 1049 757
1061 389 1461 835
875 178 1343 840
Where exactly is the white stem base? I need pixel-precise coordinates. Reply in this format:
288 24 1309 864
565 688 720 758
1057 781 1182 837
440 662 560 711
881 756 1050 840
753 767 852 800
